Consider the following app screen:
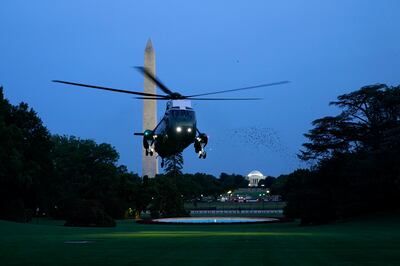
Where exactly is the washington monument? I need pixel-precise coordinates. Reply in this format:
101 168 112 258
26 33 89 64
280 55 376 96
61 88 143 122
142 39 158 177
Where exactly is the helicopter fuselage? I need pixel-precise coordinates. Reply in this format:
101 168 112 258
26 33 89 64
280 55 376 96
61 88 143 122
140 99 208 162
144 100 197 158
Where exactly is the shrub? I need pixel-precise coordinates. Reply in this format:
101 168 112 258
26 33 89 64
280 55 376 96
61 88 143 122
64 199 115 227
0 199 30 222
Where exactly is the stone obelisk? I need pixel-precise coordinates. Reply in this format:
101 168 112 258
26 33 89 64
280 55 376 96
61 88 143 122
142 39 158 178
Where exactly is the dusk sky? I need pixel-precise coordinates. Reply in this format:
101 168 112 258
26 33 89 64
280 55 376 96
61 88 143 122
1 1 399 177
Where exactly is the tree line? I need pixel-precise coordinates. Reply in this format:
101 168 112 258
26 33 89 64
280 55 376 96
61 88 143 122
281 84 400 224
2 83 397 226
0 86 248 225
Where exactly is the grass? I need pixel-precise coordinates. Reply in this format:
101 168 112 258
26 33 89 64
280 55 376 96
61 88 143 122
1 213 400 265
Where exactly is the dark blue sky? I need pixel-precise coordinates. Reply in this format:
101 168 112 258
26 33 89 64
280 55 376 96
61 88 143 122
1 1 399 176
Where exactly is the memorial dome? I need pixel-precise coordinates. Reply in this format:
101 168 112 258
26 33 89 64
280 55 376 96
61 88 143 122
246 170 266 187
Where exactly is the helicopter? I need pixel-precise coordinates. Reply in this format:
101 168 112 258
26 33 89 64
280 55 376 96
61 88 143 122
53 67 289 167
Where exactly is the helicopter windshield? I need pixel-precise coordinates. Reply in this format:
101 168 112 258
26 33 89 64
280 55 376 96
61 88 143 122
169 110 195 122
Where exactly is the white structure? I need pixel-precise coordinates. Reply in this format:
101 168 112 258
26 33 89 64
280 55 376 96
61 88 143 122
142 39 158 178
246 170 266 187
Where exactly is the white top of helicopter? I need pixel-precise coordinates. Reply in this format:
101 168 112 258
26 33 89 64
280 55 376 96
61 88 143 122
166 99 193 110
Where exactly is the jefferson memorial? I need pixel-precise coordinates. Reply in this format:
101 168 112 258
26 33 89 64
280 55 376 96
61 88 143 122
246 170 266 187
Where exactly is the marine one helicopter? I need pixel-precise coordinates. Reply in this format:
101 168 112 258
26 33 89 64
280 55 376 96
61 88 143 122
53 67 289 167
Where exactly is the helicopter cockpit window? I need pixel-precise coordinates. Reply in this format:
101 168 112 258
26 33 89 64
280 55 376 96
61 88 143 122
170 110 195 121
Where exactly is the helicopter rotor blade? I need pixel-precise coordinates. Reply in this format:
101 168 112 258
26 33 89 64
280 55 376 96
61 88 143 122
185 81 290 98
134 97 171 100
135 96 262 100
53 80 169 98
135 66 175 96
134 96 261 100
183 97 262 100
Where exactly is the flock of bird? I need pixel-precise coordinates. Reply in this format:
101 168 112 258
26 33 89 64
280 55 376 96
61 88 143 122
211 126 303 169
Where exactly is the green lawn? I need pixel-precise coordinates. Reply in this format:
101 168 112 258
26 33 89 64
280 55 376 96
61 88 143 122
1 213 400 265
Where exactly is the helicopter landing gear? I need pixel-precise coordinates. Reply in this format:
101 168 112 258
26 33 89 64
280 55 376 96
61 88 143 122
194 133 208 159
145 148 154 156
198 150 207 159
143 138 155 157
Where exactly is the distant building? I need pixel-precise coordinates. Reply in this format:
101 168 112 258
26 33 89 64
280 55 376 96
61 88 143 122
246 170 266 187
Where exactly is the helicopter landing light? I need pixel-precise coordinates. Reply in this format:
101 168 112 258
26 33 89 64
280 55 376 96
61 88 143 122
176 126 182 133
187 128 192 133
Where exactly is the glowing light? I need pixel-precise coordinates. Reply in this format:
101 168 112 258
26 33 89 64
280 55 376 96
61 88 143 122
176 127 182 133
187 128 192 133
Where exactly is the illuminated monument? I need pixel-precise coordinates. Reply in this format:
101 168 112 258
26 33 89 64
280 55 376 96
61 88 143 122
246 170 266 187
142 39 158 178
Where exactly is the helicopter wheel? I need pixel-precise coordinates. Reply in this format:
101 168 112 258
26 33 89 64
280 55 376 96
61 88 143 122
150 150 154 156
145 150 149 156
203 152 207 159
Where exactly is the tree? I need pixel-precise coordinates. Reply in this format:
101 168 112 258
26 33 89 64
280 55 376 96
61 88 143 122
0 87 53 221
163 152 183 177
286 84 400 224
131 176 155 219
103 166 142 219
282 169 336 225
258 176 275 188
219 173 248 192
192 173 221 197
300 84 400 161
270 174 289 195
149 175 187 218
64 199 116 227
50 135 134 223
174 174 202 200
51 135 120 201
